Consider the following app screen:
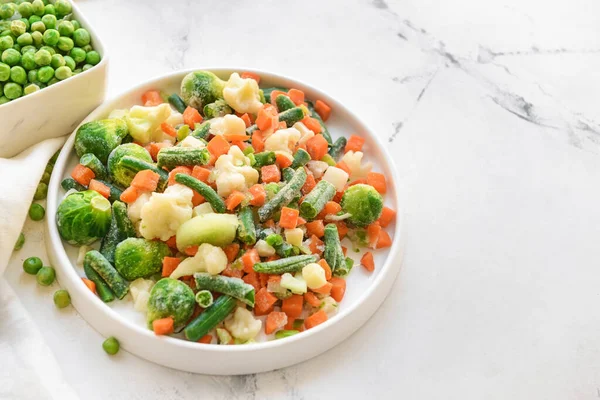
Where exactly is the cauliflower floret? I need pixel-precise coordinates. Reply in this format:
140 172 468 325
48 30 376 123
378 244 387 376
224 307 262 341
127 192 152 224
178 135 206 149
320 296 338 315
264 127 301 154
223 73 263 114
129 278 154 312
211 146 259 197
170 243 228 279
209 114 247 137
341 151 373 180
302 263 327 290
322 166 349 192
125 103 172 144
192 202 214 216
255 239 276 257
139 184 194 241
306 161 329 179
293 122 315 147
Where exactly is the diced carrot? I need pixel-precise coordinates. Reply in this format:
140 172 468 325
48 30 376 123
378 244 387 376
241 71 261 83
168 166 192 186
287 89 305 106
183 106 203 128
257 104 278 130
147 142 171 161
71 164 95 186
349 178 368 186
258 273 270 288
317 201 342 219
305 309 328 329
266 255 280 262
230 140 248 151
191 166 211 183
160 122 177 137
304 292 321 308
279 207 299 229
376 230 392 249
281 295 303 319
191 191 204 207
265 311 288 335
141 90 163 106
333 189 345 203
240 113 252 128
119 186 139 204
367 222 381 249
82 278 96 294
318 259 332 280
270 90 289 107
252 130 265 152
207 153 217 166
263 219 276 230
248 184 266 206
165 235 177 249
312 282 332 295
225 190 246 211
88 179 110 199
241 249 260 274
306 134 328 161
131 170 160 192
222 265 244 279
330 277 346 302
361 251 375 272
341 246 348 256
335 161 351 175
254 288 278 316
302 117 322 134
268 274 282 284
261 164 281 184
207 134 231 158
198 334 213 344
305 220 325 238
335 221 349 240
185 245 199 256
297 217 307 225
367 172 387 194
276 121 287 131
162 257 182 277
152 317 174 335
308 234 324 255
301 172 316 195
345 134 365 153
275 153 293 169
314 100 331 121
378 207 396 228
224 133 250 142
223 243 240 263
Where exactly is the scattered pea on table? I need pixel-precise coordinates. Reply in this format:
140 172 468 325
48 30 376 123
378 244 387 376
102 337 120 355
29 203 45 221
53 289 71 308
36 266 55 286
13 232 25 250
23 256 43 275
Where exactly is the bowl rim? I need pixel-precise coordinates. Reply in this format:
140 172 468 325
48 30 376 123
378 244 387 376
46 67 402 354
0 0 109 110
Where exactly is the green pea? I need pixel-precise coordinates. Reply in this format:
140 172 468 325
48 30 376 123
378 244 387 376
3 82 22 99
21 45 36 55
50 53 64 68
33 181 47 200
28 15 42 25
54 0 71 16
37 65 53 83
20 52 35 70
16 33 32 47
2 49 20 66
82 63 92 72
53 290 71 308
31 30 43 47
56 36 73 52
17 2 33 18
29 202 45 220
40 45 55 55
72 68 80 75
10 20 26 37
36 266 55 286
34 49 51 66
12 43 20 53
0 95 9 105
47 76 58 85
57 20 73 37
42 29 59 46
27 68 37 83
19 18 30 31
23 83 39 95
0 36 13 52
40 171 51 184
14 232 25 251
0 62 9 81
30 21 45 33
31 0 44 16
41 14 56 30
43 4 55 15
63 55 75 70
72 29 90 47
69 47 85 63
0 3 15 20
10 66 26 84
85 50 100 66
102 337 120 355
53 65 70 80
70 20 80 30
81 44 92 52
23 256 43 275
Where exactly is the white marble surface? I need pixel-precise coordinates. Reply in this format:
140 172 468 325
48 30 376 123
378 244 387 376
6 0 600 398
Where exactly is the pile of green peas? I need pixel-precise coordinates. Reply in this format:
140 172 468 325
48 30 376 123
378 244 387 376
0 0 101 104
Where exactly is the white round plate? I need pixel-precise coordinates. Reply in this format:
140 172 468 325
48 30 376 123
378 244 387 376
45 68 404 375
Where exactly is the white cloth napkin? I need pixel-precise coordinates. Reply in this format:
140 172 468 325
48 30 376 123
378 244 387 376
0 137 80 400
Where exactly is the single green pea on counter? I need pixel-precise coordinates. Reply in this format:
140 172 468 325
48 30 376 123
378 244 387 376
0 0 101 104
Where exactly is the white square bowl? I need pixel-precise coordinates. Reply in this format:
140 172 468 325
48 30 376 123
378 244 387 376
0 0 108 158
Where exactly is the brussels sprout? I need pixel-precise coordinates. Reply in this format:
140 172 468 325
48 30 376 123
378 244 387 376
107 143 152 187
180 70 226 111
114 238 171 281
56 190 111 245
203 99 232 119
340 184 384 227
74 118 129 164
147 278 195 330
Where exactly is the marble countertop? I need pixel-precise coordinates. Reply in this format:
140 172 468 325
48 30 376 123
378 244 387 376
6 0 600 398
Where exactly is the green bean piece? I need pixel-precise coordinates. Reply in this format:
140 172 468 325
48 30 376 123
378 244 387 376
14 232 25 250
258 167 307 222
191 121 211 140
321 154 336 166
253 255 317 274
83 261 115 303
262 86 288 103
329 137 347 160
253 151 276 168
174 173 226 213
333 257 354 278
184 295 237 342
53 289 71 308
237 206 257 245
80 153 108 180
195 290 214 308
194 273 255 307
168 93 187 113
281 167 294 182
36 266 55 286
275 330 299 339
61 177 86 192
323 224 345 273
84 250 129 299
290 149 311 169
275 95 295 112
95 179 124 203
119 156 168 191
102 337 120 355
100 201 135 265
300 180 336 219
156 147 210 170
246 107 305 135
176 124 190 141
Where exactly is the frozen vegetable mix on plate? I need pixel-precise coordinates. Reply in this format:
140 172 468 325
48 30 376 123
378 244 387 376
57 70 397 344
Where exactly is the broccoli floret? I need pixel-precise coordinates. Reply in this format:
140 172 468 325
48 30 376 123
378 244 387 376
203 99 232 119
180 70 226 111
340 184 383 227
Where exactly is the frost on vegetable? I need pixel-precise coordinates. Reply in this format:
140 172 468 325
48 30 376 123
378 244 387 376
302 263 327 290
264 127 301 155
203 99 233 119
130 278 154 312
293 121 316 147
127 192 151 226
178 135 206 149
147 278 195 330
74 118 129 163
107 143 153 187
224 307 262 341
209 114 247 138
139 184 194 241
180 70 226 111
211 145 259 197
280 272 307 295
170 243 227 279
306 160 329 179
222 72 263 114
341 151 372 180
340 184 383 227
56 190 111 245
125 103 173 145
114 237 171 280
